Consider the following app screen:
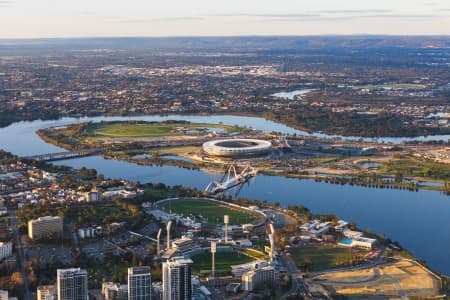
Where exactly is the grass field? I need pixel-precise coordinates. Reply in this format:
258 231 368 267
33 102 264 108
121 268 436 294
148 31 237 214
144 186 178 200
157 146 200 155
241 248 267 260
380 157 450 180
160 199 257 225
290 245 362 272
86 122 238 138
190 251 255 275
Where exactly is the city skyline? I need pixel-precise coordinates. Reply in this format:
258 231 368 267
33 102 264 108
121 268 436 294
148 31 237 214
0 0 449 38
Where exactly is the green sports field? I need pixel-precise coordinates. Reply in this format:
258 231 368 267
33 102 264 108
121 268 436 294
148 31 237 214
86 122 238 138
160 199 257 225
190 251 255 275
290 245 366 272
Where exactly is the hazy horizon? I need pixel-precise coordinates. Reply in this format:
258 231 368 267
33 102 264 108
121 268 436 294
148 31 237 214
0 0 449 38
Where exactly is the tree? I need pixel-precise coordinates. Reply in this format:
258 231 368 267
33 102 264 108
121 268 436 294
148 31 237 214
131 252 138 266
10 271 24 288
28 268 37 287
147 245 157 256
300 258 313 271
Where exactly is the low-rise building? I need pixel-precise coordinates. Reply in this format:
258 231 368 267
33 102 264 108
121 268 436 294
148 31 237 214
37 285 56 300
300 220 332 238
172 236 200 254
0 290 7 300
231 261 268 277
349 236 377 250
231 239 252 248
102 282 128 300
342 229 364 239
0 207 7 216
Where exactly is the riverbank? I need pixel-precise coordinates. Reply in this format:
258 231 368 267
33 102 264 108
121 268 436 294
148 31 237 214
1 115 450 275
4 111 450 143
35 120 450 194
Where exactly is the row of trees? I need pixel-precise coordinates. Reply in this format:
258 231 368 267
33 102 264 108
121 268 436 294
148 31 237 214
262 107 450 137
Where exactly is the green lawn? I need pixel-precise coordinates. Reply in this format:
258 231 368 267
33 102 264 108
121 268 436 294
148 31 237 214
190 251 255 275
144 186 178 200
380 157 450 180
87 122 239 138
290 245 363 272
160 199 257 225
241 248 267 260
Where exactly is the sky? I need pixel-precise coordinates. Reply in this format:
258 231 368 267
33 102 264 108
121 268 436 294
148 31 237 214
0 0 449 38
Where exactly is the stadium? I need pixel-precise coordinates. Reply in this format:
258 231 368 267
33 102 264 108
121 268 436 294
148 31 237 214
202 138 272 158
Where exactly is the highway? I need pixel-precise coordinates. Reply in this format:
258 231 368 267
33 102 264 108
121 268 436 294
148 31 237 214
9 209 32 300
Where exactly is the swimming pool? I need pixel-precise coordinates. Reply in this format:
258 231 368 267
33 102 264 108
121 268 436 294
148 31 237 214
340 238 353 246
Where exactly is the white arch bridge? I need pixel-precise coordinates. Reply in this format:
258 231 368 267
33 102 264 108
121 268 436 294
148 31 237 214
205 164 257 194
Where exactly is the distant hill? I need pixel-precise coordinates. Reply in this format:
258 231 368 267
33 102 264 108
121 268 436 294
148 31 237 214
0 36 449 52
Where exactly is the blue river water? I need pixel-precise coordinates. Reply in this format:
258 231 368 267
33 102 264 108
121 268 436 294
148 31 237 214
0 115 449 275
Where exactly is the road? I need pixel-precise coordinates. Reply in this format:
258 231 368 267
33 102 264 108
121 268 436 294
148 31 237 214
280 254 308 299
387 274 410 300
320 267 381 285
9 209 32 300
263 209 297 229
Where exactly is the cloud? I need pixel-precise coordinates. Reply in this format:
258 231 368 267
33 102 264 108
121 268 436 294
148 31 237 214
213 13 319 18
317 9 392 14
116 17 205 24
0 0 13 7
103 16 204 24
212 11 440 22
359 14 439 19
211 9 392 18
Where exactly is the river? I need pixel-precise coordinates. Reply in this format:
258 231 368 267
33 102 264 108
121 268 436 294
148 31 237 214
0 115 449 275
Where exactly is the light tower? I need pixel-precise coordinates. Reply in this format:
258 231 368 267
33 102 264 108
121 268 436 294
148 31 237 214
224 215 229 243
267 223 275 263
156 228 162 255
166 221 173 250
211 241 216 278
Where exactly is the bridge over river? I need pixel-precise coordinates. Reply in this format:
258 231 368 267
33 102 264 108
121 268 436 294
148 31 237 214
22 149 104 162
205 164 257 194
